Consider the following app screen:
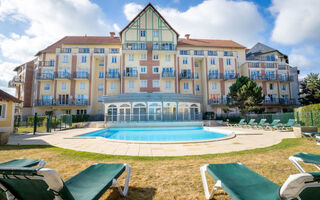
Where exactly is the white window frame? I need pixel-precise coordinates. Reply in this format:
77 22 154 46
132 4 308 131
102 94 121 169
81 56 87 63
281 84 286 91
140 80 148 88
63 55 68 63
129 54 134 62
128 81 134 89
80 82 86 90
140 66 147 74
153 80 160 88
153 54 159 60
98 84 104 91
182 57 188 65
98 72 104 78
165 55 171 62
212 83 217 90
112 56 117 63
44 83 50 91
153 66 159 74
61 82 67 91
140 54 147 60
0 103 7 120
183 82 189 90
111 82 117 90
165 80 171 89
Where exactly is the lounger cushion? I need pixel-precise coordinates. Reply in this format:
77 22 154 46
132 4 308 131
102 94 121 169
0 159 41 168
65 163 125 200
293 153 320 164
207 163 281 200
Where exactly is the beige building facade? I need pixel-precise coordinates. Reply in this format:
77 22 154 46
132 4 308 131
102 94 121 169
9 3 299 121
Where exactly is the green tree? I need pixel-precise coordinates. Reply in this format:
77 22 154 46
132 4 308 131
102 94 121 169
299 73 320 105
227 76 264 114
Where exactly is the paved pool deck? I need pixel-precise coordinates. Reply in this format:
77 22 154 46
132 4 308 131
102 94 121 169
8 127 295 156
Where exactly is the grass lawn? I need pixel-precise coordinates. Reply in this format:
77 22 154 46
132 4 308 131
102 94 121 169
0 138 319 199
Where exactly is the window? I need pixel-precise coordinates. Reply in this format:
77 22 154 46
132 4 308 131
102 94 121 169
281 84 286 91
195 85 200 91
153 80 160 88
153 31 159 37
128 81 134 89
140 30 146 37
210 58 215 65
140 66 147 74
44 83 50 91
195 72 199 79
0 103 6 119
182 57 188 64
269 83 274 90
99 60 104 66
98 72 104 78
77 109 87 115
153 66 159 74
165 55 171 62
66 110 71 114
226 58 231 65
180 50 189 55
195 63 199 68
49 59 55 66
112 56 117 63
165 80 171 89
81 56 87 63
61 82 67 90
140 80 147 88
80 82 86 90
111 82 117 90
153 54 159 60
129 54 134 61
212 83 217 90
63 55 68 63
110 48 120 54
224 51 233 56
79 48 90 53
98 84 104 91
140 54 147 60
98 96 103 102
183 82 189 90
208 50 217 56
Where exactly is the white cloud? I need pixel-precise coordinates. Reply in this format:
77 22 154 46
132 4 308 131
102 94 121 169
124 3 143 21
289 54 311 67
270 0 320 45
123 0 266 47
0 0 113 62
0 61 19 95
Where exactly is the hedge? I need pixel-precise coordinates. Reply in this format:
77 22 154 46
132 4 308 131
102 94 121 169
294 103 320 127
71 114 90 123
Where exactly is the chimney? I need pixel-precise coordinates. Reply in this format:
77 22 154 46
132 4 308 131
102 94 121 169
110 32 115 38
185 34 190 40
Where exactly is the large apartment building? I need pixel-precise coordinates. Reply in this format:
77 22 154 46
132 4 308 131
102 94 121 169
8 3 299 121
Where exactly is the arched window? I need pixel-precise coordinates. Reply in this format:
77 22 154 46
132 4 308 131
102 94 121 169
163 102 177 121
119 104 131 121
107 105 117 121
148 103 161 121
133 103 146 121
190 104 200 120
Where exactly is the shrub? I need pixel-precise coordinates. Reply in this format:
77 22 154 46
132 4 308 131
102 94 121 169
294 103 320 127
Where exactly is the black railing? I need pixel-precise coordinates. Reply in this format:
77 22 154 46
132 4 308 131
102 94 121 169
278 75 293 82
38 61 55 67
153 43 176 51
60 48 71 53
266 75 277 81
122 43 147 50
180 72 193 79
224 74 239 80
93 48 105 54
208 73 222 80
209 98 234 105
73 72 89 79
263 98 296 105
251 75 266 81
36 73 54 80
106 72 120 79
162 71 176 78
124 71 138 77
55 72 71 79
34 99 89 106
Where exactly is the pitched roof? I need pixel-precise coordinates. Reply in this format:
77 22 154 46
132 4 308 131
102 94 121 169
247 42 277 55
0 89 22 103
35 36 121 55
119 3 179 38
177 38 245 48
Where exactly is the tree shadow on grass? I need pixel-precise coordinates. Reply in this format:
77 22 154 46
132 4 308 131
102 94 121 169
105 187 157 200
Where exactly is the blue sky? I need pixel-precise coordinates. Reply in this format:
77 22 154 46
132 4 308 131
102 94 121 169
0 0 320 94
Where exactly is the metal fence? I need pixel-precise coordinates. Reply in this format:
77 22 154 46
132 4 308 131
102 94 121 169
295 110 320 127
105 113 203 122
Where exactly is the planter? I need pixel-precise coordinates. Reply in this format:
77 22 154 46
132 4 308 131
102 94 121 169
293 126 318 138
0 132 10 145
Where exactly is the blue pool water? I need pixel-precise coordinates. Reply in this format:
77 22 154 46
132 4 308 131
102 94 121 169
79 126 228 142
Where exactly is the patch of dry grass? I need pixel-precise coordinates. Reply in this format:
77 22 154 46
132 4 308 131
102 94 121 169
0 138 319 200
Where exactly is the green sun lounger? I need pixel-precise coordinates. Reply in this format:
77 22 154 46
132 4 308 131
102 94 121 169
276 119 297 131
252 119 267 129
201 162 320 200
242 119 256 128
264 119 281 130
0 163 131 200
290 153 320 173
300 132 320 142
228 119 245 127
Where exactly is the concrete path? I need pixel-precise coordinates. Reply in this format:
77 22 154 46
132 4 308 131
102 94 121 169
8 127 295 156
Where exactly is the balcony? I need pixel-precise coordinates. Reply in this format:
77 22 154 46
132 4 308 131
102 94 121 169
266 75 277 81
162 71 176 78
122 43 147 50
208 73 222 80
73 72 89 79
94 48 105 54
278 75 293 82
209 97 234 105
153 43 176 51
36 73 54 80
60 48 71 53
262 98 296 105
109 48 120 54
55 72 71 79
278 65 288 70
38 61 55 67
106 72 120 79
224 51 234 57
123 70 138 78
34 99 89 106
180 72 193 79
251 75 266 81
8 76 24 87
194 50 204 56
208 51 218 56
79 48 90 53
224 74 239 80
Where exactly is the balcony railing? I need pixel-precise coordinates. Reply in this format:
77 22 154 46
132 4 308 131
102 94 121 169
109 48 120 54
194 50 204 56
55 72 71 79
251 75 266 81
209 97 234 105
106 72 120 79
263 98 296 105
73 72 89 79
38 61 55 67
60 48 71 53
153 43 176 51
36 73 54 80
278 65 288 70
122 43 147 50
94 48 105 54
278 75 293 82
34 99 89 106
224 74 239 80
162 71 176 78
124 71 138 77
208 73 222 80
180 72 193 79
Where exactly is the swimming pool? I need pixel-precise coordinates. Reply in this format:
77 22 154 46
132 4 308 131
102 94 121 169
79 126 230 142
